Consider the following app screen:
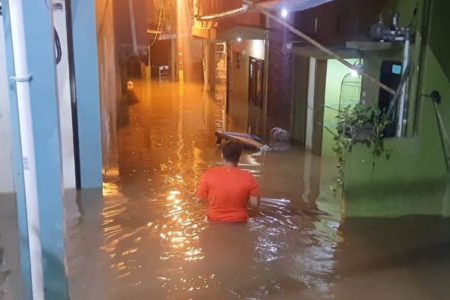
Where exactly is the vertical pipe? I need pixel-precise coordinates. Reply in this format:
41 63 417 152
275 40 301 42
8 0 44 299
128 0 138 55
147 44 151 79
306 58 316 150
397 32 411 137
1 2 33 298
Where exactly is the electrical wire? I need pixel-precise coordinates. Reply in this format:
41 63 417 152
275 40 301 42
408 3 419 27
149 0 165 48
54 27 62 64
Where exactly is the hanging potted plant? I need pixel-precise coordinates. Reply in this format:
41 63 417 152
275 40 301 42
330 103 393 195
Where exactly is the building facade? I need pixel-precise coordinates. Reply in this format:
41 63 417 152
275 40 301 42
193 0 450 215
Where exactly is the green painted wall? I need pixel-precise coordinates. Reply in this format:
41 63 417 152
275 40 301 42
343 0 450 217
322 59 360 158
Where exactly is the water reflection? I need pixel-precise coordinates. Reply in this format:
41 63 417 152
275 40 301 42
87 81 340 298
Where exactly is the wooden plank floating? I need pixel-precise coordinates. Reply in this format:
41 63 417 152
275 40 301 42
215 131 265 151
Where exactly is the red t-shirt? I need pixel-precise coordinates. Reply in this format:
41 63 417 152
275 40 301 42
197 166 261 223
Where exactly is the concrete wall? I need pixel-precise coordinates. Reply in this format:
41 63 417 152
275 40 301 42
0 13 14 193
96 0 121 173
266 20 293 136
291 55 309 145
344 0 450 217
113 0 150 55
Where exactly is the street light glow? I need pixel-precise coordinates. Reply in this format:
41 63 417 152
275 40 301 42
236 37 243 43
281 8 288 18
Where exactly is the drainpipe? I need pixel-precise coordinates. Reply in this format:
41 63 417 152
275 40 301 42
8 0 44 299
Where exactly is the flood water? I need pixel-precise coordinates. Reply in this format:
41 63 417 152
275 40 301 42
0 80 449 299
60 80 450 300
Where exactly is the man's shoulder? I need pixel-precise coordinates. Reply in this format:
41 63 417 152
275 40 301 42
206 166 224 172
203 167 254 178
203 167 224 176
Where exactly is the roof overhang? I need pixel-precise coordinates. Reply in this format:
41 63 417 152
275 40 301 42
292 44 360 59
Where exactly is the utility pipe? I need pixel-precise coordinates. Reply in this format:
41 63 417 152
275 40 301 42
8 0 44 299
243 0 396 96
196 5 249 21
128 0 138 55
396 31 411 137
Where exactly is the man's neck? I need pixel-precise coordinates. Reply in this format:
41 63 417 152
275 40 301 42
223 162 238 168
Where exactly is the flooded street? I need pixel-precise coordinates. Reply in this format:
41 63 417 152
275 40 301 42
65 81 450 300
66 80 340 299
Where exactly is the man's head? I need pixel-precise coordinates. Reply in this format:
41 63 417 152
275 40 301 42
221 142 242 165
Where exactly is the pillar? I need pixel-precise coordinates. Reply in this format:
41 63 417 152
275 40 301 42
70 0 103 189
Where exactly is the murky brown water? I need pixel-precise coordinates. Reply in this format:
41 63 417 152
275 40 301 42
0 79 448 299
0 80 448 300
0 79 400 299
64 80 338 299
63 81 450 299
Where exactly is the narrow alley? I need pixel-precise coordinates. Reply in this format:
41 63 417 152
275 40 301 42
67 80 339 299
1 0 450 299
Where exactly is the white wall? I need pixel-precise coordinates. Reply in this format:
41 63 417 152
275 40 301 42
0 2 77 192
54 1 77 189
233 40 265 61
0 13 15 193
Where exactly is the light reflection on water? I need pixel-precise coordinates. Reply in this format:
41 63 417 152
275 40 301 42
88 81 341 299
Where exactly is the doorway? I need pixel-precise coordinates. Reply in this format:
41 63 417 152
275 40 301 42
248 56 264 136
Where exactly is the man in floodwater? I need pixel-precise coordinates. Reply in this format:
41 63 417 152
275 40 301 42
197 142 261 223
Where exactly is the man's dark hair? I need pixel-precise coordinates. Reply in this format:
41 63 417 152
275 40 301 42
221 142 242 165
